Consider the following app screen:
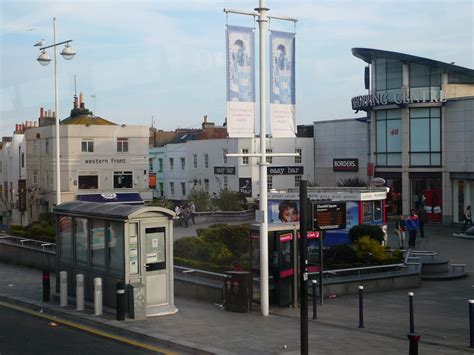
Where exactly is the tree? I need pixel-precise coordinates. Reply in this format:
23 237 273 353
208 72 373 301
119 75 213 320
215 189 247 211
188 187 212 212
149 198 173 210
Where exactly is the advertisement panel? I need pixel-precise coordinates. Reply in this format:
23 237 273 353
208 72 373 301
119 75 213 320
270 30 296 138
226 25 256 137
239 178 252 197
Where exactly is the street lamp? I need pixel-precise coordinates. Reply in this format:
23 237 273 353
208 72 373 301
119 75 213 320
35 17 76 207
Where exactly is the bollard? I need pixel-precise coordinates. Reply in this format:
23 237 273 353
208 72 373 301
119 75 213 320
469 300 474 348
407 333 421 355
94 278 103 316
358 285 364 328
42 270 50 302
409 292 415 333
116 281 126 321
59 271 68 307
76 274 84 311
312 280 318 320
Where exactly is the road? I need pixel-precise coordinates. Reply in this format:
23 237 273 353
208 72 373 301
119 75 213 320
0 304 162 355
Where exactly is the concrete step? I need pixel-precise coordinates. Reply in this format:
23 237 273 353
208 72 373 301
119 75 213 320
421 270 467 280
420 255 450 274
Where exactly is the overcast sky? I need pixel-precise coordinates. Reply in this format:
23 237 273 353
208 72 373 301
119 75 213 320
1 0 472 137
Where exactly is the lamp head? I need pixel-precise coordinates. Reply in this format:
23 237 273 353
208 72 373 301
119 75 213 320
61 43 76 60
37 49 51 66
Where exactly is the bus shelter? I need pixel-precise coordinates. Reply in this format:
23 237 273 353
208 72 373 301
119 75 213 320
53 201 177 317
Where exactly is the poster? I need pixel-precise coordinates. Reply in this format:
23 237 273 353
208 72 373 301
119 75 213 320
270 30 296 138
226 25 256 137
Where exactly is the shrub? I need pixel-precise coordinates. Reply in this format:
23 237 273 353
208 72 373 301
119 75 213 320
149 198 173 210
188 188 212 212
9 224 27 237
337 177 367 187
325 244 357 266
349 224 384 244
197 224 250 256
354 236 389 263
215 189 247 211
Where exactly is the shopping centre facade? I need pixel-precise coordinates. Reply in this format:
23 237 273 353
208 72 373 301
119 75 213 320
350 48 474 223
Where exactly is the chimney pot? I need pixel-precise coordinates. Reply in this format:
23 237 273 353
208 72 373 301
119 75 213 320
40 107 44 119
74 95 78 109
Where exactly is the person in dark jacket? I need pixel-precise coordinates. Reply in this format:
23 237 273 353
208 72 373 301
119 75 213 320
417 208 428 238
463 205 472 231
406 209 419 249
395 215 407 249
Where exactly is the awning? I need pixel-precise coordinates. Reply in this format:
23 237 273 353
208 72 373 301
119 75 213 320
76 192 143 205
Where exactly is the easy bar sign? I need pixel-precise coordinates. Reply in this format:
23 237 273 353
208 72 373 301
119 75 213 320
312 202 346 230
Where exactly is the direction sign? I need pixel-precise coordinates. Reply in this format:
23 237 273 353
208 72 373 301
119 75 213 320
312 201 346 230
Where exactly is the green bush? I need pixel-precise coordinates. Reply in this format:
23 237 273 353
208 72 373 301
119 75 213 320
27 222 55 243
197 224 250 256
9 224 27 237
325 244 358 266
215 189 247 211
349 224 384 244
174 237 233 265
149 198 173 210
354 236 389 263
337 177 367 187
188 188 212 212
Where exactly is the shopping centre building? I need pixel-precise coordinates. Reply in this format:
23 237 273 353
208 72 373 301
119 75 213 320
350 48 474 223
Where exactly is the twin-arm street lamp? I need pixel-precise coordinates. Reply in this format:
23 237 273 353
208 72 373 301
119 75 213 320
35 17 76 207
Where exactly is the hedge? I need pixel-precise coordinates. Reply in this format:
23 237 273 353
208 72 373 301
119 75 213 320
348 224 385 244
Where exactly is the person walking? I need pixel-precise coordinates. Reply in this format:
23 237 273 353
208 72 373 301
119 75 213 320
190 201 196 225
182 204 190 228
395 215 407 249
175 205 183 226
417 207 428 238
406 209 419 249
463 205 472 231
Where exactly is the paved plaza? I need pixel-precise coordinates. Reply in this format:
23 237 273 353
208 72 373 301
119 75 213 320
0 222 473 354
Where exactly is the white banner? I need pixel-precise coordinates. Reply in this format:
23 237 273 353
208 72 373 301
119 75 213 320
270 31 296 138
226 25 256 138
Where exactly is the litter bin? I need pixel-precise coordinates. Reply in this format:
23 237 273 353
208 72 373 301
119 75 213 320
224 271 251 313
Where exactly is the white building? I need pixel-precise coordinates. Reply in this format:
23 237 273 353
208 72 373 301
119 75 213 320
23 97 151 223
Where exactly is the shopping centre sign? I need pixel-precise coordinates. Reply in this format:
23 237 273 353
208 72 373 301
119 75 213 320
351 89 447 111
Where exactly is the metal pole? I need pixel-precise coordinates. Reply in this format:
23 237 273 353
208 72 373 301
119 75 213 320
94 277 103 316
299 180 308 355
42 270 50 302
257 0 269 317
312 280 317 320
409 291 415 333
76 274 84 311
319 230 324 305
59 271 67 306
53 17 61 206
469 300 474 348
358 285 364 328
116 281 126 321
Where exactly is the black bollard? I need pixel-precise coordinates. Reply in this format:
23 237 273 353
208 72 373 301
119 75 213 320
469 300 474 348
407 333 421 355
358 285 364 328
116 281 126 321
409 292 415 333
312 280 317 320
42 270 50 302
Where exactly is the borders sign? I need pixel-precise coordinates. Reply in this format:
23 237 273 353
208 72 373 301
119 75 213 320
333 159 359 172
312 201 346 230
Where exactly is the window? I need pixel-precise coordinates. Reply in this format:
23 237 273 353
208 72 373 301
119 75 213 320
170 182 175 195
181 157 185 170
410 108 441 166
193 154 197 168
181 182 186 196
375 109 402 166
45 139 50 154
116 138 128 153
158 158 163 172
159 182 164 197
169 158 174 170
375 58 402 103
59 216 72 263
204 154 209 168
108 222 124 275
21 153 24 168
295 175 302 188
81 139 94 153
78 173 98 189
223 149 228 164
373 200 383 221
410 63 441 101
242 148 249 165
149 158 153 171
114 171 133 188
223 175 228 189
267 176 273 190
295 148 302 163
91 219 106 269
204 179 209 193
74 217 88 266
33 170 38 185
266 148 272 164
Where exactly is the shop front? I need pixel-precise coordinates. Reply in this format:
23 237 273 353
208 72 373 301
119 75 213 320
451 173 474 223
409 172 442 223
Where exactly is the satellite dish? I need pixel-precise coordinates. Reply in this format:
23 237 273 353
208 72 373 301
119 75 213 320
371 177 386 187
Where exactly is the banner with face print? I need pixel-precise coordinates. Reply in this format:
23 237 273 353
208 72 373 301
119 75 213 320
226 25 256 137
270 31 296 138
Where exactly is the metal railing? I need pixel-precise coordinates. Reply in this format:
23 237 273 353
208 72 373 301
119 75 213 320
173 265 227 286
0 234 55 252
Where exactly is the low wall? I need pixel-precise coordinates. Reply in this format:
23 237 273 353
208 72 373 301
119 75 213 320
0 242 56 271
174 278 223 304
174 210 254 226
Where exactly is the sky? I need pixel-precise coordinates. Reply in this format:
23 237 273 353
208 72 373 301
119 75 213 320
0 0 473 138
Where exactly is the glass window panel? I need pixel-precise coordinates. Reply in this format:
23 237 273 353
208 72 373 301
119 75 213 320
376 59 386 91
387 119 402 152
410 87 430 101
376 111 386 121
386 60 402 89
74 218 88 266
410 108 430 118
373 200 383 221
387 153 402 166
431 118 440 151
430 67 441 86
386 109 401 120
410 63 430 87
59 216 72 263
376 154 386 166
108 222 124 275
430 107 440 118
411 153 430 166
410 119 430 151
91 219 106 269
376 120 387 152
431 153 441 166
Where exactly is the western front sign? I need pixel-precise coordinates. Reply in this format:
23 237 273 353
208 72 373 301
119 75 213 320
351 89 447 111
333 158 359 172
267 166 304 175
85 158 127 164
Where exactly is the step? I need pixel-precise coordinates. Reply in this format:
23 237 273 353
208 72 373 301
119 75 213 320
422 270 467 280
420 256 450 274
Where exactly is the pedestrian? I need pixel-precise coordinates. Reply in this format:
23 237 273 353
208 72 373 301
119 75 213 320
175 205 182 226
395 215 407 249
190 201 196 225
182 204 190 228
417 207 428 238
463 205 472 231
406 209 419 249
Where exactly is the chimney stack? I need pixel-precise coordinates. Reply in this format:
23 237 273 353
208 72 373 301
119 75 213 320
203 115 208 123
74 95 78 109
79 92 85 109
40 107 44 119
